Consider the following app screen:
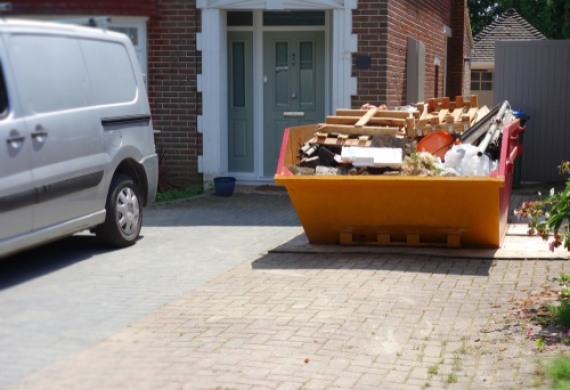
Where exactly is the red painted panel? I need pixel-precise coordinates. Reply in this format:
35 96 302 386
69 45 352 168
9 1 160 17
498 119 524 245
276 128 293 176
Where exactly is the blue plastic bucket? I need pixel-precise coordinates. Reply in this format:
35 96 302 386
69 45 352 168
213 177 236 196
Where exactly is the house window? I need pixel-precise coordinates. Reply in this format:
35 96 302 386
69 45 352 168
108 27 138 45
471 70 493 91
227 12 253 26
263 11 325 26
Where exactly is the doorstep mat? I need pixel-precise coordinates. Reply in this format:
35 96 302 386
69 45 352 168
269 224 570 260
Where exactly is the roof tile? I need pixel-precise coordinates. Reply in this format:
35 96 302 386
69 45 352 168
472 8 546 63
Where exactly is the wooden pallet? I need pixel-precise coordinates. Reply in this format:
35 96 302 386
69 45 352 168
322 95 487 140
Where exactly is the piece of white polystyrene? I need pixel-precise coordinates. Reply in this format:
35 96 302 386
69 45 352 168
340 146 402 168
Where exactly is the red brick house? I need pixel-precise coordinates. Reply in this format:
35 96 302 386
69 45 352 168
7 0 471 186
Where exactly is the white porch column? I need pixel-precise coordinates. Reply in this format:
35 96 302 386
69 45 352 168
332 5 357 110
200 9 228 183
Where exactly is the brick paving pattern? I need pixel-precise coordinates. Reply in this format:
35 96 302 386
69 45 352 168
8 252 570 390
4 186 569 390
0 194 301 389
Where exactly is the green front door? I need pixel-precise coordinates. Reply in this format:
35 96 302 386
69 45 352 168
263 31 325 176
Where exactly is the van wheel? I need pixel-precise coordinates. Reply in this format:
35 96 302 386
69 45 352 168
96 174 143 247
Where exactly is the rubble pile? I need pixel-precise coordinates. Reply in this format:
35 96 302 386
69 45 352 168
289 96 513 177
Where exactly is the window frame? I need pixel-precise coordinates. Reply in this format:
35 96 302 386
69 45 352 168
471 70 494 91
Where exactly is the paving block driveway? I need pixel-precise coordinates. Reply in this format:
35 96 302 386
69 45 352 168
1 191 569 390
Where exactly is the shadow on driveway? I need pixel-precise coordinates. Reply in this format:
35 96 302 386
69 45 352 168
0 234 126 291
251 251 493 276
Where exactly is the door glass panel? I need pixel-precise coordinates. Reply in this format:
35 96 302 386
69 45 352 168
232 42 245 107
275 42 289 107
264 11 325 26
299 42 314 108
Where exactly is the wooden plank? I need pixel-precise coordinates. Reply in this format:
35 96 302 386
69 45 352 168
470 94 478 108
473 105 490 124
417 103 425 117
455 96 464 109
405 117 416 138
427 98 436 113
326 116 406 127
335 109 409 118
467 106 479 122
437 97 450 110
308 136 373 147
452 107 464 122
420 122 471 133
315 124 399 136
355 107 378 127
438 109 449 124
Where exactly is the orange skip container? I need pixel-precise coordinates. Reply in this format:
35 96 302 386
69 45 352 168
274 120 524 248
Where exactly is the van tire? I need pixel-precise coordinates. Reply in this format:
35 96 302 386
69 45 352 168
96 174 143 247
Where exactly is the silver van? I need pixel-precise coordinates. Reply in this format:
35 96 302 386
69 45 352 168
0 19 158 258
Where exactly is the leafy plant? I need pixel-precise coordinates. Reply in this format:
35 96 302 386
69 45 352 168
553 274 570 283
548 355 570 390
154 185 203 203
515 161 570 252
427 365 438 374
535 338 546 352
548 300 570 328
560 285 570 299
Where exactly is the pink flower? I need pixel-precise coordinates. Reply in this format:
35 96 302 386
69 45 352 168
527 328 532 335
567 329 570 338
549 241 555 252
509 312 514 316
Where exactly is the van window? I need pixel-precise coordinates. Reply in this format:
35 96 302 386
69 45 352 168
80 39 137 105
10 35 92 114
0 62 9 117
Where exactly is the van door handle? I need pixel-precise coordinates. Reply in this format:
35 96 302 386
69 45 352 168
31 126 48 138
6 133 25 146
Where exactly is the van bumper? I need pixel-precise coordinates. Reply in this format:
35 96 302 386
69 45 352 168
140 153 158 206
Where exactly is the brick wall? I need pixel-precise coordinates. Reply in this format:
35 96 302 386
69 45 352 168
352 0 467 108
9 0 159 16
351 0 390 108
147 0 202 185
446 0 467 99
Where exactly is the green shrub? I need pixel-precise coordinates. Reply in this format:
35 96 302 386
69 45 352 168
548 300 570 328
549 356 570 390
154 185 203 203
515 161 570 252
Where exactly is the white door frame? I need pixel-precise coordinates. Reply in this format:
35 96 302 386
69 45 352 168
197 0 357 185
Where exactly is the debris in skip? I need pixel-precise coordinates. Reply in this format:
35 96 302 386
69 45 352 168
291 95 515 177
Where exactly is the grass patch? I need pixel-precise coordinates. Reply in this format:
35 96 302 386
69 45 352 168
446 373 458 383
549 355 570 390
548 300 570 328
154 185 203 203
427 365 438 374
